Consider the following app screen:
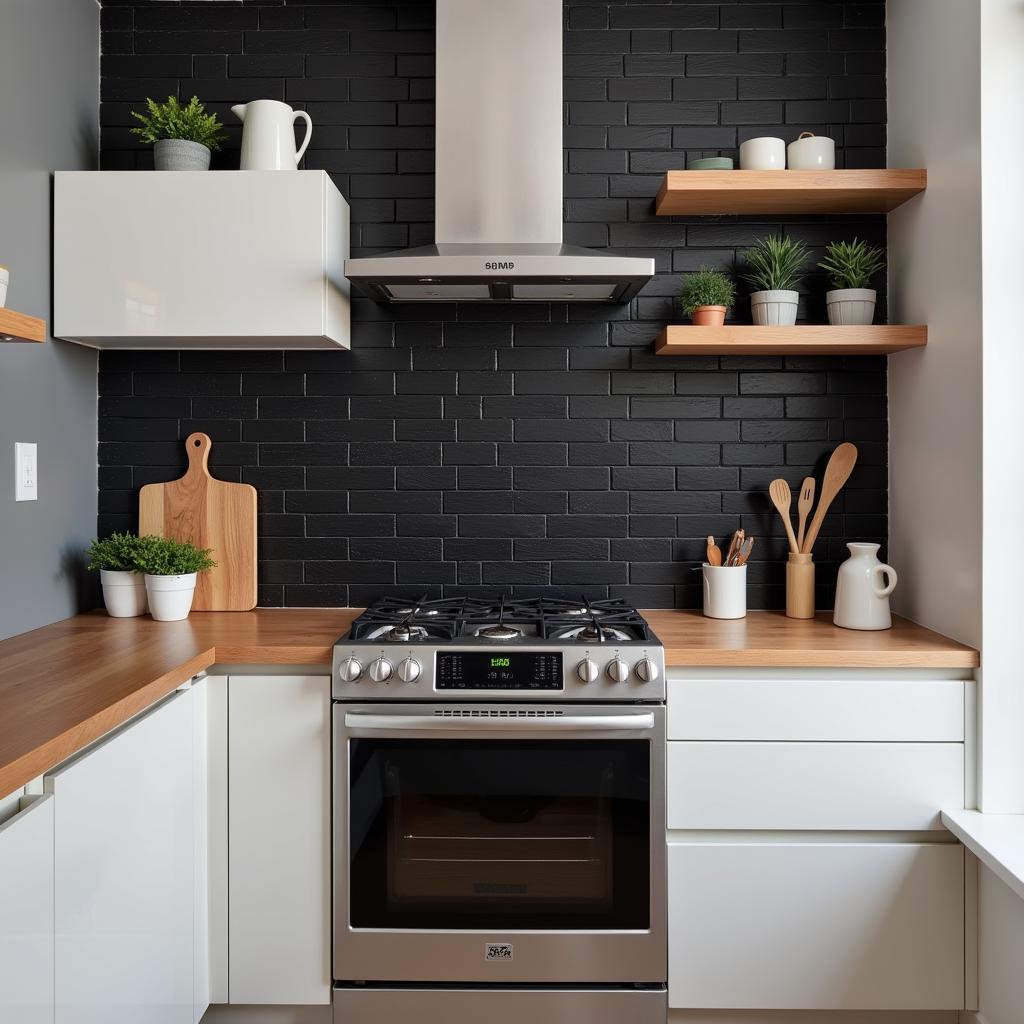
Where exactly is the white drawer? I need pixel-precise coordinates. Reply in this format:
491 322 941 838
668 841 965 1010
667 741 964 831
668 677 965 741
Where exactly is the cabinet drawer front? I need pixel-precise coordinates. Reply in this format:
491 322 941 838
668 742 964 831
668 677 965 741
668 842 964 1011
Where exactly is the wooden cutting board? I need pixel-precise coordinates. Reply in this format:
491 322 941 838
139 433 257 611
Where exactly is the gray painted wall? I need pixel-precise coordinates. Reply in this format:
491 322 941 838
0 0 99 640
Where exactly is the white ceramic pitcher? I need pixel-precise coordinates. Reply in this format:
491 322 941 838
833 542 898 630
232 99 313 171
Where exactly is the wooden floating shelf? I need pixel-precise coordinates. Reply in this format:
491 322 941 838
656 324 928 357
655 169 927 216
0 308 46 344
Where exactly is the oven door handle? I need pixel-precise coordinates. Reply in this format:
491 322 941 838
343 711 656 734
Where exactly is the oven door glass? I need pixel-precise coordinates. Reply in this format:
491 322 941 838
348 738 650 930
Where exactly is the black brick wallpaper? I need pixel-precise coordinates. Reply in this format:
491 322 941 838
97 0 888 610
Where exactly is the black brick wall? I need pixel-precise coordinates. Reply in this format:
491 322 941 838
98 0 888 610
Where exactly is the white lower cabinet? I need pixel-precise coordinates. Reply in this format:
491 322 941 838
668 841 965 1011
227 674 331 1006
0 794 55 1024
46 688 197 1024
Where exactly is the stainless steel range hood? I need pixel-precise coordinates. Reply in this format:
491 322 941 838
344 0 654 304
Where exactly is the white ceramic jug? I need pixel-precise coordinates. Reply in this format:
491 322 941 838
232 99 313 171
833 542 898 630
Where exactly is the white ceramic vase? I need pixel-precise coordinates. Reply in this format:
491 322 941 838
751 289 799 326
833 543 897 631
702 564 747 620
100 569 148 618
145 573 197 622
826 288 877 326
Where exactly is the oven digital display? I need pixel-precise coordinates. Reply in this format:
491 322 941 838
436 652 563 690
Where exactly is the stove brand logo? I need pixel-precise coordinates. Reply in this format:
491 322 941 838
485 943 514 962
484 261 515 271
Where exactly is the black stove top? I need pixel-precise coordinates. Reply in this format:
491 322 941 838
347 595 656 645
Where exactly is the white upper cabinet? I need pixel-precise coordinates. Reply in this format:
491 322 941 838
53 171 350 349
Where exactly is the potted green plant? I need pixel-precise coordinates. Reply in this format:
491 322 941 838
135 536 216 622
819 238 886 326
130 95 227 171
742 235 810 327
679 267 736 327
86 533 149 618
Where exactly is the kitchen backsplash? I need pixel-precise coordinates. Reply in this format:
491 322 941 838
97 0 888 610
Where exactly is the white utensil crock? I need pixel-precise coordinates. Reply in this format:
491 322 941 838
232 99 313 171
739 137 785 170
100 569 148 618
833 543 897 630
786 131 836 170
750 289 799 326
0 266 8 307
145 573 197 622
702 563 747 619
826 288 877 326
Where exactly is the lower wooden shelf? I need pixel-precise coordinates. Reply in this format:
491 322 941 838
655 324 928 356
0 308 46 344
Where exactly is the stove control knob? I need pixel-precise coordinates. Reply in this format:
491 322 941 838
606 657 630 684
338 657 363 683
398 657 422 684
368 657 393 683
634 657 659 684
576 657 599 684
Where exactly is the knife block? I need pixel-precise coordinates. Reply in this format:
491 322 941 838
786 552 815 619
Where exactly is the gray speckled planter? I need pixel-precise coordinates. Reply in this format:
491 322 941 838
154 139 211 171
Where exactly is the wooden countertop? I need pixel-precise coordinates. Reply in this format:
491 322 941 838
0 608 977 799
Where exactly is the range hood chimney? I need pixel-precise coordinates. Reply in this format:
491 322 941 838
344 0 654 304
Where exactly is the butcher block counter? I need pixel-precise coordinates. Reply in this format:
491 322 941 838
0 608 978 798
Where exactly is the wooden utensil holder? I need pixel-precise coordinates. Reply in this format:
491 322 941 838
786 552 815 619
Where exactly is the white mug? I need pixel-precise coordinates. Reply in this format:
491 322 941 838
739 137 785 170
702 563 747 619
787 131 836 170
0 266 8 308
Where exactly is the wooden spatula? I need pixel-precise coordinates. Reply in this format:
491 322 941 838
796 476 815 552
800 442 859 554
706 535 722 566
768 479 799 554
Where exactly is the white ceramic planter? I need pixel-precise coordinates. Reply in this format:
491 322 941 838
750 289 799 326
833 543 898 631
826 288 877 326
145 573 197 622
153 139 211 171
100 569 148 618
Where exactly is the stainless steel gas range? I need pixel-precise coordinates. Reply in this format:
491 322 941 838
331 596 667 1024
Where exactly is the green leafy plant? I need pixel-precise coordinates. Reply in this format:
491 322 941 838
86 533 147 573
818 238 886 290
742 235 810 292
135 535 217 577
130 96 227 151
679 267 736 316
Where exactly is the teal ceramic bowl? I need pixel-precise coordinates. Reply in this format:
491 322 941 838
686 157 734 171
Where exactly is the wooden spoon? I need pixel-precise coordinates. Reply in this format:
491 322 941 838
736 536 755 566
796 476 815 552
706 535 722 566
800 442 859 554
725 528 744 567
768 479 799 554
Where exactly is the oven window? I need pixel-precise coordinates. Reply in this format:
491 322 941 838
348 739 650 930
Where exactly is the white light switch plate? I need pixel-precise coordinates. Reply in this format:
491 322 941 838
15 442 37 501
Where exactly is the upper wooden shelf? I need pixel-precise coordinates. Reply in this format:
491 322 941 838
0 308 46 344
656 324 928 356
655 169 927 216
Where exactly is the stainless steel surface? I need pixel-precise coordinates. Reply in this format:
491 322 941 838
333 985 668 1024
342 0 655 304
333 702 667 985
343 710 657 733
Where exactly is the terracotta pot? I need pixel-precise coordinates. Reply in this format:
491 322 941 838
691 305 727 327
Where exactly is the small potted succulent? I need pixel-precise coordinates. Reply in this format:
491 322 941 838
130 95 227 171
679 267 736 327
135 536 216 622
86 532 149 618
819 238 886 326
742 235 810 327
